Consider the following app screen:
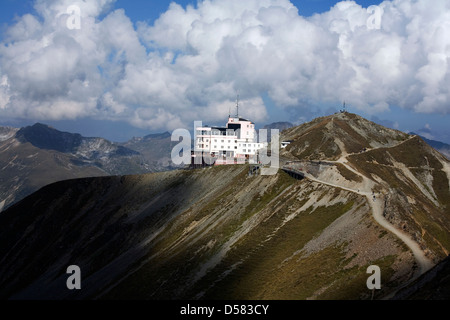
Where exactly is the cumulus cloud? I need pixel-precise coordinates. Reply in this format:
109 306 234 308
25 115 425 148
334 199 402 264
0 0 449 131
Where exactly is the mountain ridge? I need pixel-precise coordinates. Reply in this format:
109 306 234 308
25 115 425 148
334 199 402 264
280 112 411 161
1 112 449 300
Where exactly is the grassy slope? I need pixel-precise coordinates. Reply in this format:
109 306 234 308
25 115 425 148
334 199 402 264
0 161 417 300
102 168 407 300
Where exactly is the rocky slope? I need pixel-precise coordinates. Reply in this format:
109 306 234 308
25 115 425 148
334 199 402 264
0 113 449 300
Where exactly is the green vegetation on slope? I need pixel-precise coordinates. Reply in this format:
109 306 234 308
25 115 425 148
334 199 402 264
335 163 364 183
189 195 358 299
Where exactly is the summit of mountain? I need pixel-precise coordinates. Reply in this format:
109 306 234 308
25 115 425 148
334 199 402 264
16 123 84 153
281 112 410 161
16 123 139 158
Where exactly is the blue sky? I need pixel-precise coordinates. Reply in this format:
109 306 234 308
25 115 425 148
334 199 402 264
112 0 383 23
0 0 449 143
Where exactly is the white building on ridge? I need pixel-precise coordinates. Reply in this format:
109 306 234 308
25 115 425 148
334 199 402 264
193 99 266 165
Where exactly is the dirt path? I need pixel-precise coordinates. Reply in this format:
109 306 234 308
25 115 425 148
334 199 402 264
282 132 437 297
366 191 434 275
302 156 434 277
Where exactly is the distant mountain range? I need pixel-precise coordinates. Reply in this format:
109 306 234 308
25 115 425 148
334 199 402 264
0 123 178 210
263 121 294 132
262 122 294 142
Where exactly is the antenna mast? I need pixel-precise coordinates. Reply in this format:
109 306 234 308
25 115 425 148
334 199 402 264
340 101 346 113
235 92 240 118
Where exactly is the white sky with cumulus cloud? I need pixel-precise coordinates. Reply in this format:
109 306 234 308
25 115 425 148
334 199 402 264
0 0 449 134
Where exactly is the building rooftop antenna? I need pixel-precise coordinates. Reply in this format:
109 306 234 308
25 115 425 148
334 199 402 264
235 92 240 118
340 101 346 113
